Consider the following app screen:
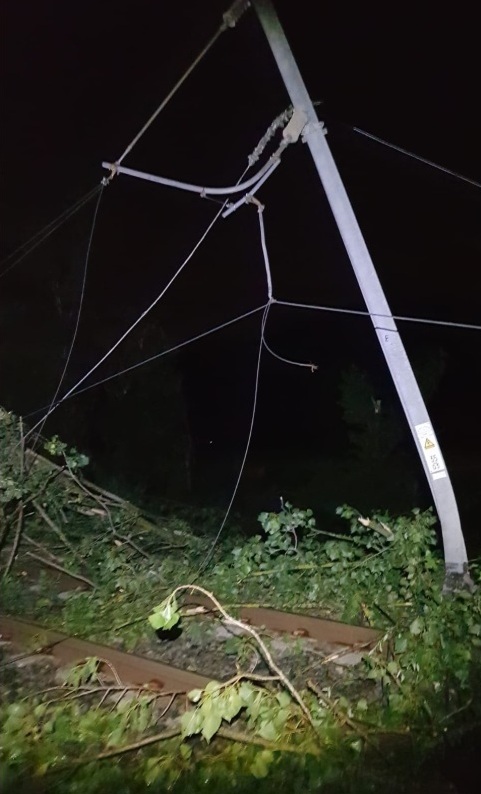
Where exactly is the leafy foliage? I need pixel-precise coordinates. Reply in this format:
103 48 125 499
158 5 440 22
1 411 480 792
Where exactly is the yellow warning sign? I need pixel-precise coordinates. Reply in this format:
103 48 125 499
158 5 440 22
424 438 435 449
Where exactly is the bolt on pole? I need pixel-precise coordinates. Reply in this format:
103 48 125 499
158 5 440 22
252 0 470 588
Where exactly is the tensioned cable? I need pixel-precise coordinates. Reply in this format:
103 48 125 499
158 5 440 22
24 304 268 418
353 127 481 190
114 0 250 166
27 185 105 462
274 299 481 332
0 184 102 278
197 302 270 575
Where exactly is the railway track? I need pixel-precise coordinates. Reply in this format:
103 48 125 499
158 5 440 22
0 602 381 695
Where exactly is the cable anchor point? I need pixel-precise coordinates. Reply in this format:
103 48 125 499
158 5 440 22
101 162 119 186
223 0 251 29
246 195 264 212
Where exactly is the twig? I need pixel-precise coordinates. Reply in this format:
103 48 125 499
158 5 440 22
310 640 373 667
220 672 280 688
158 692 176 719
36 683 181 700
91 656 124 686
49 728 182 772
217 726 312 753
3 503 24 577
23 533 65 563
66 465 151 560
306 678 379 752
3 418 26 576
0 638 66 670
25 551 95 589
0 507 13 552
51 720 311 775
33 500 78 557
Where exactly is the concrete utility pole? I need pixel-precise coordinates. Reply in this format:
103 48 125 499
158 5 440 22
253 0 470 589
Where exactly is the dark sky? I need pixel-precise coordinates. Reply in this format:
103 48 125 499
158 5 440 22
2 1 480 527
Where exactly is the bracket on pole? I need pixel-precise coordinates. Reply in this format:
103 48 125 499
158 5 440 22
282 108 307 144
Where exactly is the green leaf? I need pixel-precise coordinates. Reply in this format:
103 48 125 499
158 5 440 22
273 707 291 730
180 709 202 738
224 637 239 655
145 760 162 786
107 726 125 746
250 750 274 778
409 617 424 636
468 623 481 636
258 719 278 742
220 690 244 722
148 596 180 630
179 743 192 760
387 660 400 676
239 682 256 706
275 691 291 708
148 611 168 630
201 710 222 743
187 688 203 704
204 680 222 696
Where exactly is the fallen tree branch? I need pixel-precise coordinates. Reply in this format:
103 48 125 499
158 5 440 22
217 726 315 753
25 551 95 589
50 727 182 772
307 678 378 752
2 418 25 576
65 465 152 561
33 500 78 557
23 533 65 563
3 504 24 577
172 584 320 737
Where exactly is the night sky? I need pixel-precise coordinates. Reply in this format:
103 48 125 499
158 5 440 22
2 2 480 544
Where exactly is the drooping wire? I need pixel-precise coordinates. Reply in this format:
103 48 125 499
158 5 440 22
23 99 299 440
253 200 318 370
23 134 272 443
26 184 105 460
0 184 102 279
21 200 229 445
24 286 479 424
197 302 270 574
24 304 268 418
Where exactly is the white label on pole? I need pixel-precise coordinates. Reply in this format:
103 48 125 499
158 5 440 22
414 422 447 479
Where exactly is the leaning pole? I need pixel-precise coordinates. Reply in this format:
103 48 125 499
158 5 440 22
252 0 470 591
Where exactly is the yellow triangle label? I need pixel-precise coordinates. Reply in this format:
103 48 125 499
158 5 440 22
424 438 435 449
